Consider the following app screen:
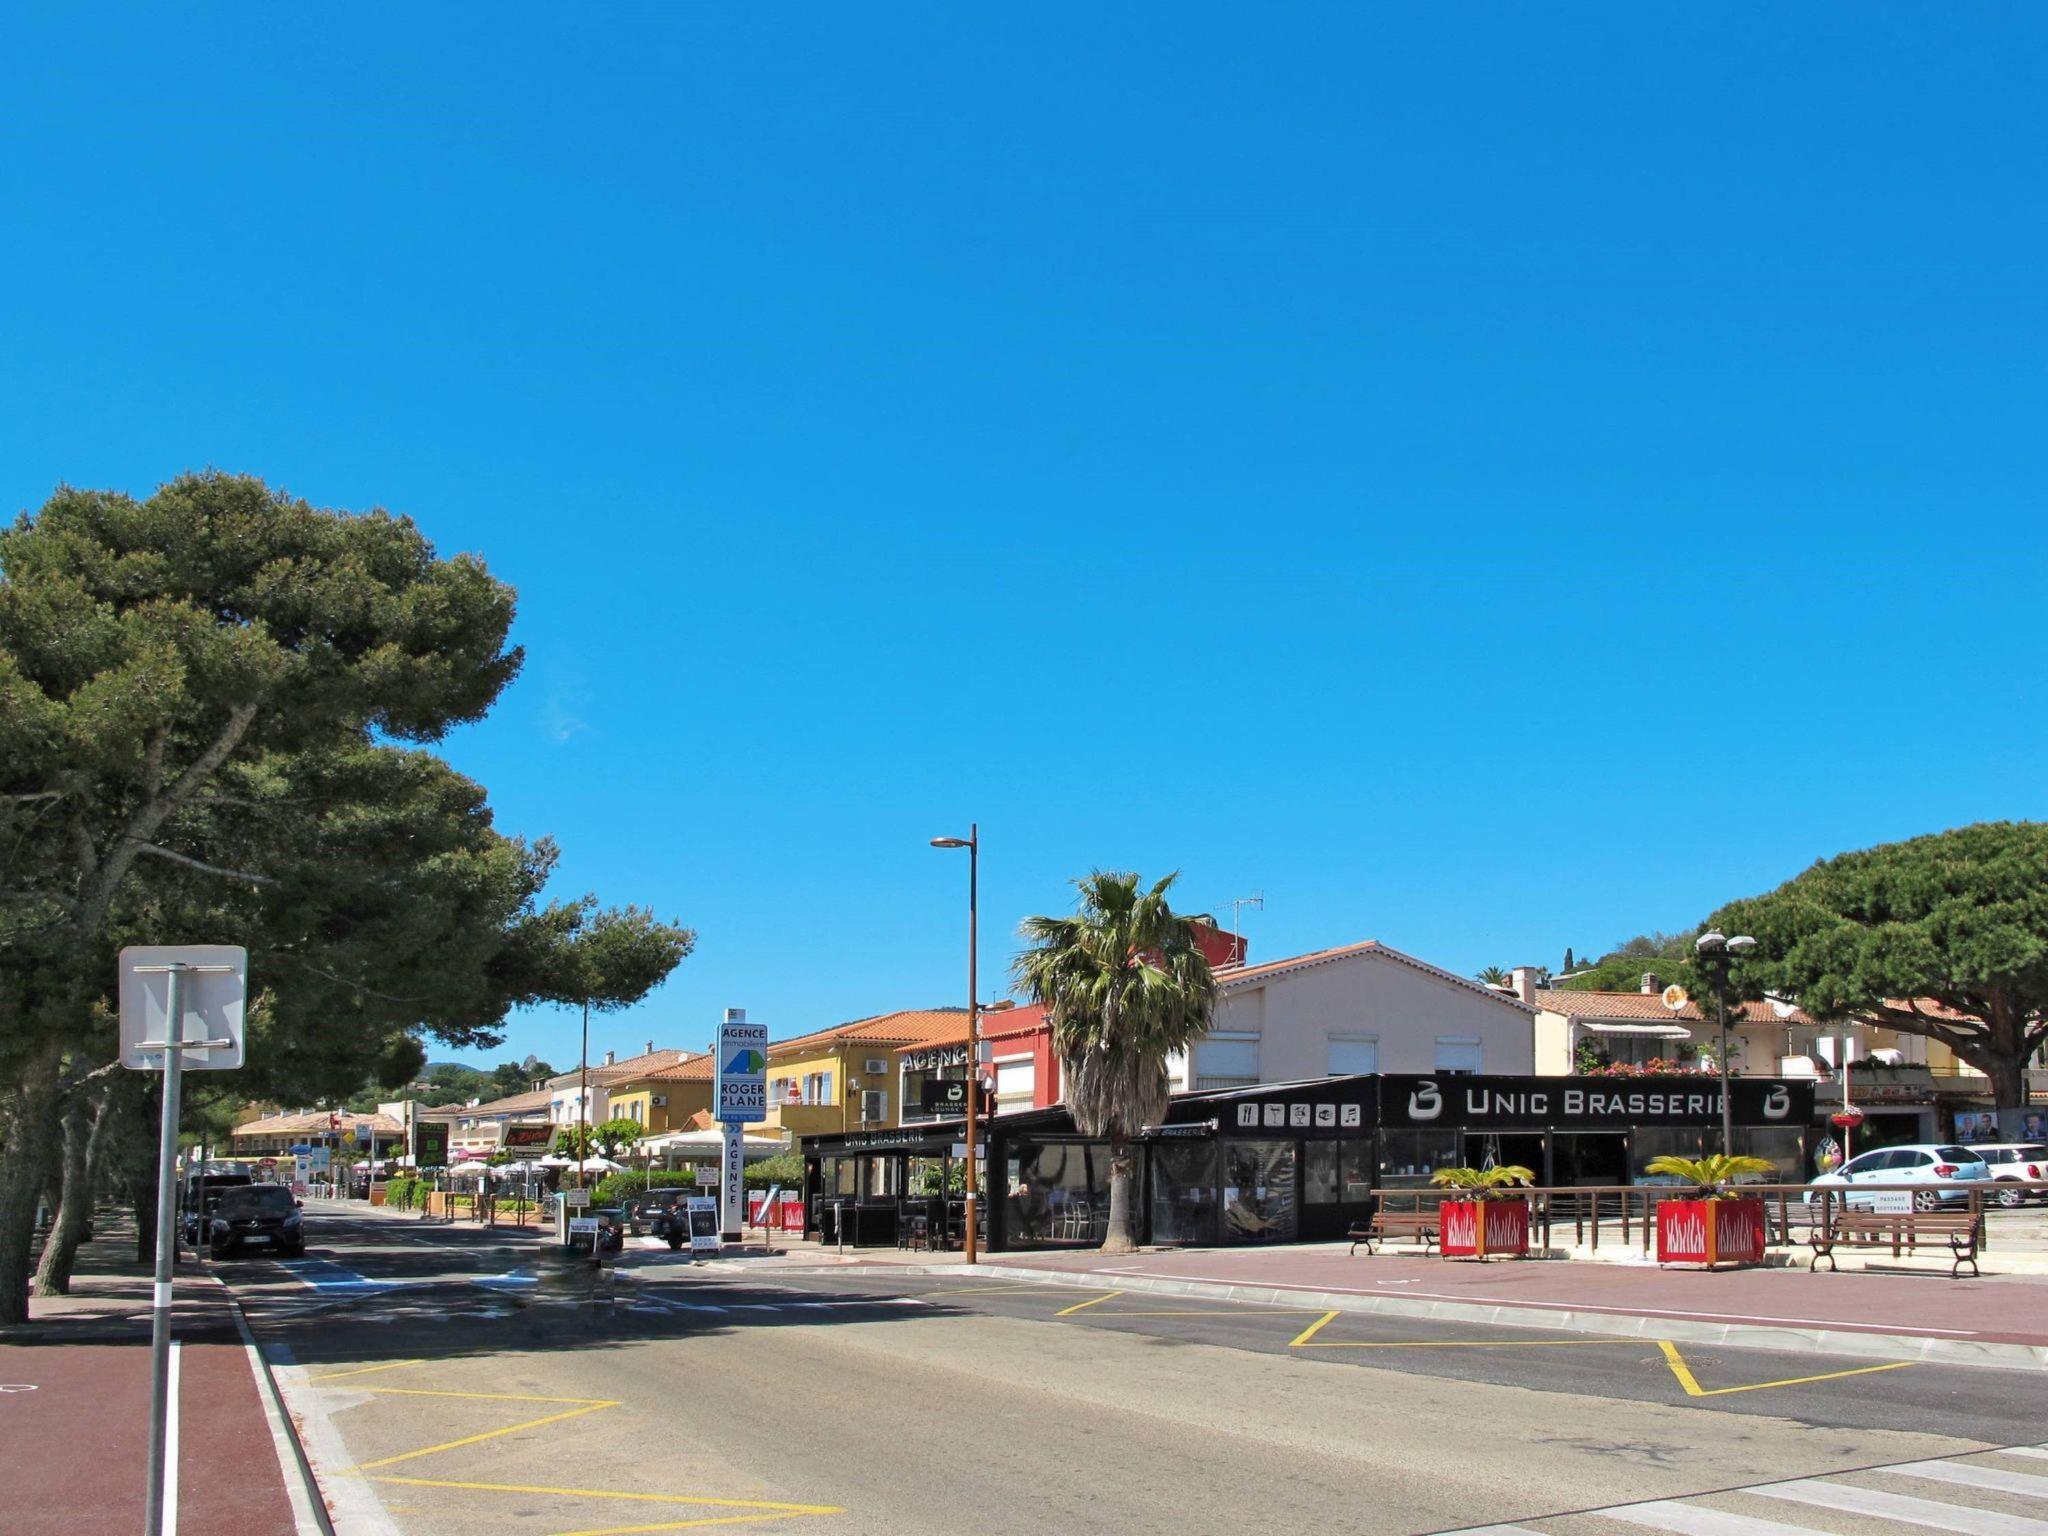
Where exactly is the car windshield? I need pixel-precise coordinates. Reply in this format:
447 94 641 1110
218 1186 295 1215
1933 1146 1979 1163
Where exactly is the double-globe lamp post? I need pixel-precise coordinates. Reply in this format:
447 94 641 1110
1693 929 1757 1157
930 826 981 1264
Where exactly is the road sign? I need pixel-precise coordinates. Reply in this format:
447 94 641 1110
714 1008 768 1125
561 1188 591 1208
695 1166 719 1188
119 945 247 1071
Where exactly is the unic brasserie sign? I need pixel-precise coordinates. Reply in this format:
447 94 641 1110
1378 1074 1811 1131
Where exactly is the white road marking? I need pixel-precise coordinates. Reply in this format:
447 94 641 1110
1607 1501 1819 1536
1995 1447 2048 1461
1888 1460 2048 1499
165 1340 181 1534
1751 1478 2048 1536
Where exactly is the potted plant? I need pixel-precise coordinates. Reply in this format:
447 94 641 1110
1647 1154 1774 1268
1430 1165 1536 1259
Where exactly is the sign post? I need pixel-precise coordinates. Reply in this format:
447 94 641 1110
713 1007 767 1246
120 945 246 1536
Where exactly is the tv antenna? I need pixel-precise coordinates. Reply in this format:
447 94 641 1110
1228 892 1264 961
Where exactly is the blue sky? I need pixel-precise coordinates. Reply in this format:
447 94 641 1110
5 7 2045 1071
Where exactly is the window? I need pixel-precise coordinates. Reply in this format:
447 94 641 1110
1327 1036 1378 1076
1378 1129 1462 1187
1147 1141 1219 1246
1304 1142 1340 1205
993 1060 1035 1113
1434 1038 1483 1075
1221 1140 1297 1242
1194 1037 1259 1090
858 1089 886 1123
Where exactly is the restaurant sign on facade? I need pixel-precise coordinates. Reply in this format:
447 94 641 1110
1377 1074 1812 1131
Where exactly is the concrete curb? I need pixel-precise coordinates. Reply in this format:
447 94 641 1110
804 1260 2048 1372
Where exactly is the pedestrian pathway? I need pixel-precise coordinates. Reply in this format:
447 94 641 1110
1443 1444 2048 1536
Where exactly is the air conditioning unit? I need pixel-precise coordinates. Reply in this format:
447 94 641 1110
864 1058 888 1075
860 1090 886 1123
651 1094 667 1108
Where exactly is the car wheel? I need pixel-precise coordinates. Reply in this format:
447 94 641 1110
1913 1189 1941 1212
1994 1184 2025 1209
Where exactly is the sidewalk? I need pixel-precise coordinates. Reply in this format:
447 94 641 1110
0 1215 319 1536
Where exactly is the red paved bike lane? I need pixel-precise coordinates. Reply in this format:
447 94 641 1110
0 1276 301 1536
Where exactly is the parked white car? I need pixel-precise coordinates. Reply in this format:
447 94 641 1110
1805 1143 1993 1210
1969 1143 2048 1207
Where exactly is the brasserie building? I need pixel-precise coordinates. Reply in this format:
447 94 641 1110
800 1071 1815 1250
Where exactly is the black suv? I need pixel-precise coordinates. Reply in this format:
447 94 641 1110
207 1183 306 1259
635 1189 691 1247
181 1173 255 1246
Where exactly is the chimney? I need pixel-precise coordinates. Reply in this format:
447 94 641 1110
1641 972 1661 995
603 1050 615 1066
1510 966 1540 1005
646 1039 654 1055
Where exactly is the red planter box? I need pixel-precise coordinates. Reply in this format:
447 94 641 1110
1656 1196 1765 1267
1439 1199 1530 1259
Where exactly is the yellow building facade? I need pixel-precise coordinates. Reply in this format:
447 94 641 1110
759 1009 969 1150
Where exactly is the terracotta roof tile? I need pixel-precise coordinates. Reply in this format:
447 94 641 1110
632 1053 716 1083
1535 990 1814 1026
769 1008 969 1056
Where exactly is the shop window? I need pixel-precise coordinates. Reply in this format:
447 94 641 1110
1148 1140 1219 1246
1327 1036 1378 1076
1195 1037 1259 1090
1434 1038 1482 1074
1005 1141 1112 1249
1340 1140 1374 1202
1631 1127 1710 1184
1732 1126 1804 1183
1304 1142 1340 1205
1378 1129 1461 1187
1222 1140 1297 1242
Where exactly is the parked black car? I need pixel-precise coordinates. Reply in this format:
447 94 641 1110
636 1189 691 1248
207 1183 306 1259
181 1172 255 1246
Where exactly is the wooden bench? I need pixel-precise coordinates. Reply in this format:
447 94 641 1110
1809 1208 1980 1278
1349 1210 1438 1256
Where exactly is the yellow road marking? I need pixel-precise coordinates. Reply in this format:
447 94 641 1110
1084 1308 1324 1318
308 1359 424 1383
347 1386 614 1405
356 1402 620 1469
368 1476 840 1513
1299 1338 1638 1349
1290 1310 1341 1347
930 1284 1095 1297
550 1518 816 1535
1657 1339 1917 1397
1054 1289 1124 1316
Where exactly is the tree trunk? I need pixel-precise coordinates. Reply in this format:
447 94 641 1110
0 1048 65 1325
33 1088 108 1297
1985 1054 2030 1122
1099 1135 1138 1254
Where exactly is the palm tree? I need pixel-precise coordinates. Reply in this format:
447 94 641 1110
1475 966 1510 986
1014 871 1219 1254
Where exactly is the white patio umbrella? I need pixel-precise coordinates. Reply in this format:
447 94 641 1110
574 1156 625 1174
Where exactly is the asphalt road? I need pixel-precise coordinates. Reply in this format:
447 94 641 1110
222 1203 2048 1536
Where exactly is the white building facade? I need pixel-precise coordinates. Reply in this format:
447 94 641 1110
1168 941 1538 1092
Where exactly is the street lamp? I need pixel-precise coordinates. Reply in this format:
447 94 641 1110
930 827 981 1264
1694 930 1758 1157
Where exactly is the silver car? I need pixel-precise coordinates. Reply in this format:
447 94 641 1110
1806 1143 1993 1211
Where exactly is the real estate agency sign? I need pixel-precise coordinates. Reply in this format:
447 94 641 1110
715 1012 769 1125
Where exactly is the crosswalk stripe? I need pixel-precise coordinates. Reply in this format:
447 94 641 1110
1991 1448 2048 1463
1429 1525 1549 1536
1751 1478 2048 1536
1888 1461 2048 1499
1607 1500 1822 1536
